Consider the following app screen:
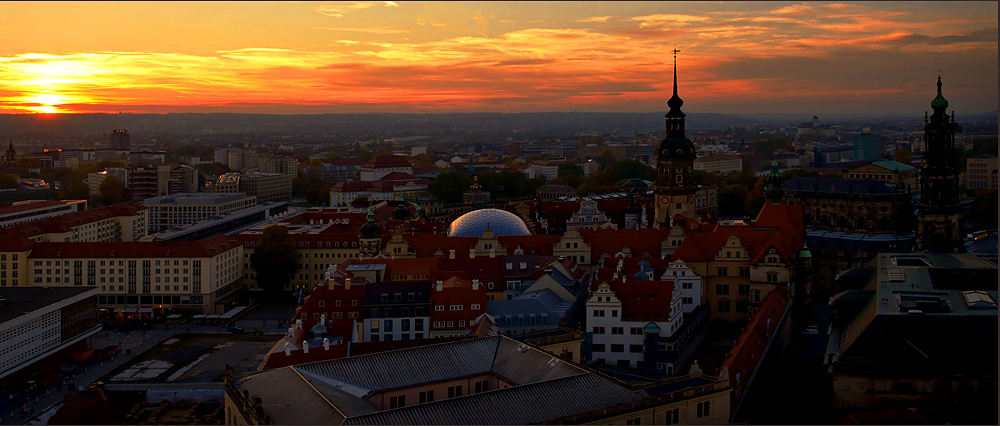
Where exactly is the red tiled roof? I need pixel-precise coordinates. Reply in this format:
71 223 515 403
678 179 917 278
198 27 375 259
0 235 33 251
411 165 441 175
430 276 488 329
402 233 477 258
349 335 473 356
291 280 367 329
380 172 420 181
497 235 562 256
362 155 411 169
259 340 350 370
29 234 241 258
720 286 789 396
0 200 69 216
1 201 147 237
669 223 800 266
594 278 676 322
580 227 673 259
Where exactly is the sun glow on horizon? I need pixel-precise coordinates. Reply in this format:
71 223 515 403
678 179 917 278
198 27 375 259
0 2 995 114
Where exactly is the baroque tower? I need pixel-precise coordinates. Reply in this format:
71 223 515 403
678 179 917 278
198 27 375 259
653 50 698 227
917 75 963 253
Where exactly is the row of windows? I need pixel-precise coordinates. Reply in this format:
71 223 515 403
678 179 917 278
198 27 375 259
591 343 643 353
432 320 467 328
368 332 424 342
592 326 645 335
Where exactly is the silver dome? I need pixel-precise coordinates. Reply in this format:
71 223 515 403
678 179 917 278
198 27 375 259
449 208 531 237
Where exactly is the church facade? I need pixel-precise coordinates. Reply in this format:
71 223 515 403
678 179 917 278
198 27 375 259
917 76 964 253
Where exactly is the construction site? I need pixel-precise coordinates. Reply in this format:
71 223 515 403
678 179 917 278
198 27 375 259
47 383 223 425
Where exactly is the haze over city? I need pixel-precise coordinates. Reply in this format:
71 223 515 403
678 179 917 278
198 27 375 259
0 1 997 115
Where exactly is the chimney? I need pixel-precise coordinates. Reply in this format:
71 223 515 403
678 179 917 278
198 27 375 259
323 337 330 350
449 250 455 259
320 314 327 325
344 278 351 290
283 342 291 356
472 279 480 291
489 248 496 258
436 280 443 291
302 340 309 354
469 248 476 259
295 319 303 329
286 327 294 337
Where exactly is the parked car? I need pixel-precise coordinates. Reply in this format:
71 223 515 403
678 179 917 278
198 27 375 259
802 324 819 335
227 324 244 334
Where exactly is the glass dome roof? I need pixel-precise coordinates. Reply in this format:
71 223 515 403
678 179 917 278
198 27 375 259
448 208 532 237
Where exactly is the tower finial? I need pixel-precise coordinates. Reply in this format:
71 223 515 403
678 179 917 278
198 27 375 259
672 49 681 98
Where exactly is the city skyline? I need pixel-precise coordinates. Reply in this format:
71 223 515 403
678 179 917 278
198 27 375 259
0 1 997 115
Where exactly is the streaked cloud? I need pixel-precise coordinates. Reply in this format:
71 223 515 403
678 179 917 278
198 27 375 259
0 1 995 114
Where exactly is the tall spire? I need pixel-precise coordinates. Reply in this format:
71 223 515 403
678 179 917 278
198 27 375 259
664 48 686 139
667 49 683 110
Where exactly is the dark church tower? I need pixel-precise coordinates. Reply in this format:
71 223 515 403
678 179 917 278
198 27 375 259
653 50 698 227
917 75 963 253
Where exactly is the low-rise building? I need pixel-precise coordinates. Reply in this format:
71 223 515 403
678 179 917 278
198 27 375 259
1 201 148 243
216 172 293 203
845 160 918 190
224 335 732 425
694 155 743 175
964 155 998 189
14 234 244 316
429 277 488 337
826 253 998 415
362 281 431 342
536 184 576 202
143 192 258 233
0 200 87 228
359 155 413 182
0 287 100 391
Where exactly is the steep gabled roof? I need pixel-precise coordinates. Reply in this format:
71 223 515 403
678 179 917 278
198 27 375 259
594 279 676 322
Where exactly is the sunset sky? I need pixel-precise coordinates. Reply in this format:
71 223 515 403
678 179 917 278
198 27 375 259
0 1 996 115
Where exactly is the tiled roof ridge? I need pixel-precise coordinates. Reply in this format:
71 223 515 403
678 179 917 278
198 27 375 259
291 364 349 418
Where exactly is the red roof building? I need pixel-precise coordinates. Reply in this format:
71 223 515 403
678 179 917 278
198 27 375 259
429 277 488 337
291 277 367 328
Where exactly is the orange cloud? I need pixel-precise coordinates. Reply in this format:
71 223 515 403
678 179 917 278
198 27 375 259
0 2 995 114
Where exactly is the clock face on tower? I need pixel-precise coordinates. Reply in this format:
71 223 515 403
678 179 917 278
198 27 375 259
661 197 669 204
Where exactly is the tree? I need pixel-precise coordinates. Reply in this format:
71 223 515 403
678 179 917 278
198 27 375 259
250 226 298 297
359 151 374 161
606 160 655 181
429 171 473 203
351 196 370 207
0 172 16 189
596 149 616 169
718 185 749 217
59 181 90 200
308 159 324 167
414 154 434 166
98 176 125 206
306 183 331 206
894 148 912 164
557 163 584 178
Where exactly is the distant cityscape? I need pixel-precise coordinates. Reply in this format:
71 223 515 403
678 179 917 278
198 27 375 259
0 53 996 426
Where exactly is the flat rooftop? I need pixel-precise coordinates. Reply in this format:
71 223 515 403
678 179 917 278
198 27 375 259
0 287 98 325
143 192 253 206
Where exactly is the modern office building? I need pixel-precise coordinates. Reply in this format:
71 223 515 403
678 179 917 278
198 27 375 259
0 287 100 391
143 192 258 232
110 129 130 150
216 172 293 203
852 134 883 162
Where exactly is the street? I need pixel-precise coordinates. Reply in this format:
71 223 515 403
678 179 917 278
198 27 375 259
0 302 294 425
